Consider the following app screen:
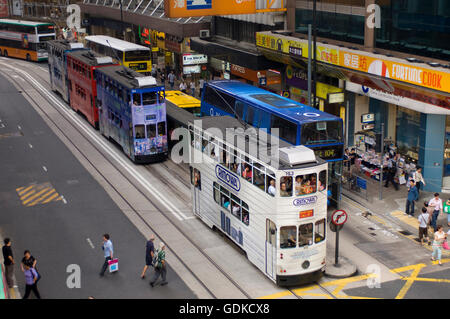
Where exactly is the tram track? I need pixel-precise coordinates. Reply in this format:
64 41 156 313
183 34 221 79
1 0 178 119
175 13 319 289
0 60 252 299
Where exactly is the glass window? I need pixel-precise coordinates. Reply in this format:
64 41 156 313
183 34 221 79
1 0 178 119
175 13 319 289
147 124 156 138
242 201 249 226
250 94 297 108
271 116 297 145
133 93 141 106
157 122 166 136
235 101 244 119
280 226 297 249
319 170 327 191
298 223 313 247
190 166 194 186
246 106 255 124
253 163 265 191
231 199 241 220
315 219 326 244
142 92 157 105
295 173 317 196
203 86 236 114
242 162 252 183
280 176 292 197
220 186 230 210
134 125 145 139
301 121 343 145
194 169 201 190
213 182 220 204
124 50 150 62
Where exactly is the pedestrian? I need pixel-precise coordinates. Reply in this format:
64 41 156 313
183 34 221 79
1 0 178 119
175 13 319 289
428 193 443 232
160 72 165 86
189 79 196 96
2 238 14 289
22 264 41 299
179 80 187 93
150 242 167 287
418 207 430 245
405 180 418 217
140 235 155 279
414 167 426 196
21 250 37 271
199 77 205 98
343 148 351 171
431 225 447 266
384 156 399 190
168 71 175 90
443 198 450 227
99 234 114 277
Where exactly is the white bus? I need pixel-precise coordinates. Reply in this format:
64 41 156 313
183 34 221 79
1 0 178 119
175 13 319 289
85 35 151 73
188 116 328 286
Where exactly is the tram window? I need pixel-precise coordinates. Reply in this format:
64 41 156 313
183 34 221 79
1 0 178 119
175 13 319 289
315 219 326 243
266 169 276 196
295 173 317 196
133 93 141 106
271 115 297 145
202 137 208 153
298 223 313 247
253 163 265 191
280 226 297 249
242 201 249 226
147 124 156 138
280 176 292 197
142 92 157 105
220 189 230 210
190 167 194 186
213 182 220 204
157 122 166 136
194 169 201 190
242 162 252 183
319 170 327 191
134 125 145 139
231 194 241 220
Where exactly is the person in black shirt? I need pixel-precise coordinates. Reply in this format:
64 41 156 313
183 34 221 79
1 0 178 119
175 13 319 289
2 238 15 288
21 250 37 271
140 235 155 279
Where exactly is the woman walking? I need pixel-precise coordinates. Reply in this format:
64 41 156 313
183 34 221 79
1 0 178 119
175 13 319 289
431 225 447 266
21 250 37 271
22 264 41 299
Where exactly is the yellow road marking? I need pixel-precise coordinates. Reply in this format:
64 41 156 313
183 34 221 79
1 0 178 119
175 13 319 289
407 277 450 284
16 187 23 192
17 185 34 196
26 189 56 207
257 290 292 299
393 263 426 299
20 190 37 201
22 187 52 205
41 192 60 204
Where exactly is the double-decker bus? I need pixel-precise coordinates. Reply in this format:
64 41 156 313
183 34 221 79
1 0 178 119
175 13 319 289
189 115 328 286
95 65 167 163
66 50 118 129
0 19 55 61
85 35 151 74
165 90 201 117
47 40 85 103
201 80 344 207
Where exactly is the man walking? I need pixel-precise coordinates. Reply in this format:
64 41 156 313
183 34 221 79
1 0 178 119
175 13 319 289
429 193 443 232
99 234 113 277
199 77 205 98
150 242 167 287
405 180 418 217
418 207 430 245
140 235 155 279
168 71 176 90
22 264 41 299
384 156 399 190
2 238 14 289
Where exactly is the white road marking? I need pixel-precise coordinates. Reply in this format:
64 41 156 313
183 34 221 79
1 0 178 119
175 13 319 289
18 125 21 130
28 143 33 148
86 238 95 249
43 166 47 172
61 196 67 204
1 63 190 221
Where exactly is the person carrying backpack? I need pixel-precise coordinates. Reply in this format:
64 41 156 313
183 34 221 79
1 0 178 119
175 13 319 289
22 264 41 299
150 242 167 287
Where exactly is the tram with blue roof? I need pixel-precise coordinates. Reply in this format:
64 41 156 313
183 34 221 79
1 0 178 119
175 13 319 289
95 65 168 163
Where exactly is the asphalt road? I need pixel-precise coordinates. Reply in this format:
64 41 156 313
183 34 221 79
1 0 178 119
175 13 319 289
0 72 196 299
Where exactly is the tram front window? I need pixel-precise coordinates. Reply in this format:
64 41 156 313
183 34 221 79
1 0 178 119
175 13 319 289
142 92 157 105
133 93 141 106
280 226 297 248
299 223 313 247
280 176 292 197
315 219 326 243
134 125 145 139
319 170 327 191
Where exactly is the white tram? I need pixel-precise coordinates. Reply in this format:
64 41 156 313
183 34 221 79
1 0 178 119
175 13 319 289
188 116 328 286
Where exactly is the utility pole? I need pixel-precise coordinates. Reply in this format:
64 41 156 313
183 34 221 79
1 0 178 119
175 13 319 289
379 122 385 200
308 24 312 107
312 0 317 109
119 0 124 40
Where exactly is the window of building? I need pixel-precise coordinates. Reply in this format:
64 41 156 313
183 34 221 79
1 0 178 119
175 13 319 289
298 223 313 247
280 226 297 249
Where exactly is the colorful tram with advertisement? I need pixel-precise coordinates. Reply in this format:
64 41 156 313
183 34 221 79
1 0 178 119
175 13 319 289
95 65 168 163
0 19 55 61
47 40 85 103
66 50 119 129
201 80 344 207
189 116 328 286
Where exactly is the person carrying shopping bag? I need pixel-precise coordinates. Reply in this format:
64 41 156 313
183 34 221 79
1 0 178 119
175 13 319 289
431 225 447 266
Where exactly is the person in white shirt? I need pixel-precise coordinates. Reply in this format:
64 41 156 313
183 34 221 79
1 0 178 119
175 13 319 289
414 167 425 195
199 78 205 97
268 179 276 197
179 81 187 93
189 80 196 96
418 207 430 245
429 193 443 232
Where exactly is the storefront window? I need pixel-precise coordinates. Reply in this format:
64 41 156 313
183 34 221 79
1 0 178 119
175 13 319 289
396 106 420 162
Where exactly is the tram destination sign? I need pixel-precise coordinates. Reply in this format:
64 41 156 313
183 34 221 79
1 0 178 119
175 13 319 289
215 165 240 192
293 196 317 206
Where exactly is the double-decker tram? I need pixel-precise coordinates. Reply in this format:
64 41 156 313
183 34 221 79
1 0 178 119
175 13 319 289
85 35 151 74
66 50 118 129
95 65 167 163
201 80 344 207
188 116 328 286
47 40 85 103
0 19 55 61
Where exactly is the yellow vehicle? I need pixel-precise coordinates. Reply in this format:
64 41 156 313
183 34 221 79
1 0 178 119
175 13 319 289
0 19 55 61
85 35 151 73
165 90 201 116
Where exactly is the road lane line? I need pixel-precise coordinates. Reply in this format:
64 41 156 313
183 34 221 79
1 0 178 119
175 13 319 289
43 166 47 172
28 143 33 149
86 238 95 249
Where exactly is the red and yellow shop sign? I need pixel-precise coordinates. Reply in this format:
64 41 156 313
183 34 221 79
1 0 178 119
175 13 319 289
256 31 450 94
165 0 256 18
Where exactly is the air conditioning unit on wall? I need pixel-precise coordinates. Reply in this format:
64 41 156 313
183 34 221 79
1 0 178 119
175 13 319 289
199 29 210 39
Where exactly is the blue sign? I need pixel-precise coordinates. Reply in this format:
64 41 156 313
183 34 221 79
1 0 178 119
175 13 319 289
258 76 267 86
356 177 367 190
216 165 241 192
187 0 212 10
293 196 317 206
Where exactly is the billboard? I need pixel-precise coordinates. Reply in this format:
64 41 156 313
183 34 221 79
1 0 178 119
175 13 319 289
165 0 285 18
0 0 8 18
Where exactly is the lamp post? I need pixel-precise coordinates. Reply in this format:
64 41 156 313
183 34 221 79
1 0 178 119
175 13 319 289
312 0 317 109
119 0 124 40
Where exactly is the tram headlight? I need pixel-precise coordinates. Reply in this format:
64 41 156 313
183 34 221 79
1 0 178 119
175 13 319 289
302 260 310 269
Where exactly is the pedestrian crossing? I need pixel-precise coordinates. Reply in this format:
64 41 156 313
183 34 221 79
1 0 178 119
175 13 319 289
16 182 63 207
